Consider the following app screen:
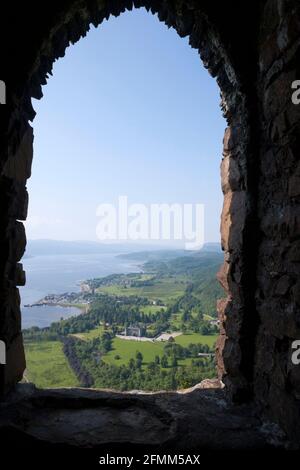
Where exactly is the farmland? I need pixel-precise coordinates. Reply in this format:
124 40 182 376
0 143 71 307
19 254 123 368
23 249 223 391
24 340 80 388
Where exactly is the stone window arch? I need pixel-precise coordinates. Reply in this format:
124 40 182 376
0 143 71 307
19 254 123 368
1 0 258 403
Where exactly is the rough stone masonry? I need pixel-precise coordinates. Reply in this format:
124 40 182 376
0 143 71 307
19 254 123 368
0 0 299 449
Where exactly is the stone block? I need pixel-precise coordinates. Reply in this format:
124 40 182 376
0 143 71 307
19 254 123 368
3 126 33 182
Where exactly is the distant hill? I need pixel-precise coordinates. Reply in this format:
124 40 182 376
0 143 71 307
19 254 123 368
118 247 224 317
143 250 223 275
118 243 222 262
142 249 224 318
117 249 187 262
24 240 117 257
23 240 149 257
23 240 197 258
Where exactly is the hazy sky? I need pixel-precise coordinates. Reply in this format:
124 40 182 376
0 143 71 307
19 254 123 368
26 8 225 245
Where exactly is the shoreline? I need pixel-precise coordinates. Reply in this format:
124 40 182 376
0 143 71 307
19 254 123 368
24 301 89 312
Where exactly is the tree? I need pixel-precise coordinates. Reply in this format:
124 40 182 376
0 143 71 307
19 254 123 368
136 357 143 369
147 362 159 373
181 323 187 333
161 355 168 368
182 310 191 322
201 324 211 335
155 355 160 365
171 356 178 367
136 351 143 362
196 311 203 322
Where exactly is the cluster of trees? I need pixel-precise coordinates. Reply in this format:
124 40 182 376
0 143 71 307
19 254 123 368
164 341 213 359
88 273 156 290
129 279 154 287
179 311 218 335
81 357 215 391
144 341 215 369
170 291 201 314
23 326 60 342
23 294 167 342
145 309 172 337
67 354 216 392
62 298 147 334
62 337 94 387
86 273 127 289
63 334 216 392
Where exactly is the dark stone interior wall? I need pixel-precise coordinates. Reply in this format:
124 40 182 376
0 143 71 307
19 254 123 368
1 0 299 443
254 0 300 441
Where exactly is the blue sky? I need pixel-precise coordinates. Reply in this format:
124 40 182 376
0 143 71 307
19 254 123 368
26 8 225 245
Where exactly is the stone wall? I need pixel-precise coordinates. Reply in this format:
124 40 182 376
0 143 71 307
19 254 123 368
254 0 300 441
1 0 299 444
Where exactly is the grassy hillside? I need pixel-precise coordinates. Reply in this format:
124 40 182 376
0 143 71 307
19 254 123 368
143 251 224 317
97 277 187 303
25 341 79 388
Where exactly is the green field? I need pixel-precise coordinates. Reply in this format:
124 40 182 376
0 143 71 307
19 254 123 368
140 304 167 315
103 337 165 367
72 325 105 341
97 277 186 303
175 333 217 348
102 333 217 368
137 274 155 281
22 249 222 390
24 340 79 388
